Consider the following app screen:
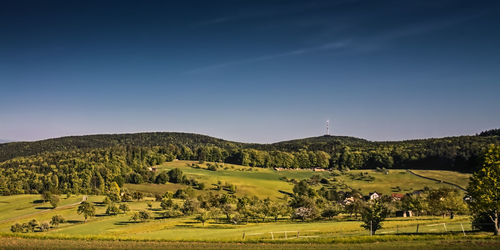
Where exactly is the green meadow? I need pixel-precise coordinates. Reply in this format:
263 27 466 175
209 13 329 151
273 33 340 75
124 161 471 198
0 161 481 248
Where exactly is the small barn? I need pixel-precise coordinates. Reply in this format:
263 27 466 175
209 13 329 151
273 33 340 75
369 192 381 200
391 193 404 201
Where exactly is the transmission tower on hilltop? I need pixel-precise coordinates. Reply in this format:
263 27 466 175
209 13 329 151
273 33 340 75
326 120 330 135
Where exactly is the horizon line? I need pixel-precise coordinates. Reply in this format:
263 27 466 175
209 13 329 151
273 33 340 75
2 129 496 145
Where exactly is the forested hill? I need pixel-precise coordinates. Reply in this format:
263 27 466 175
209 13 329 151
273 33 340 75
259 134 499 153
0 130 498 195
0 132 241 162
0 130 499 171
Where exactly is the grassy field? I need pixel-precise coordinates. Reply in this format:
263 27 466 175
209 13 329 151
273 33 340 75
1 236 500 249
411 170 471 189
0 163 481 248
123 161 470 198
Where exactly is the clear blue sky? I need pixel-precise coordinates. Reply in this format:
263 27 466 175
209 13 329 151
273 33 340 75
1 0 499 143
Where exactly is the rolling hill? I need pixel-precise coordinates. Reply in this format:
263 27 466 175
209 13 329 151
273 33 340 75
0 130 498 195
0 131 498 171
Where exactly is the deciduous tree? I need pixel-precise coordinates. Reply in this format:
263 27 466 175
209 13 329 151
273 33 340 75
467 145 500 235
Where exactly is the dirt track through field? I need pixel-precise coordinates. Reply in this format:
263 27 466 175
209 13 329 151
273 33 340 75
0 195 87 224
406 170 466 191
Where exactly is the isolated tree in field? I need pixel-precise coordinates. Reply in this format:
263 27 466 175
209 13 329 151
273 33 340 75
49 195 60 208
108 181 121 202
467 145 500 235
361 200 389 235
77 201 96 223
130 212 140 222
50 215 65 227
119 203 130 213
195 211 210 226
168 168 184 183
106 203 120 215
161 198 174 210
41 191 52 203
138 210 152 221
40 222 50 232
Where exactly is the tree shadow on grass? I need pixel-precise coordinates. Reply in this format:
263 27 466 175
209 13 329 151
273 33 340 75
32 200 44 204
204 224 237 229
66 220 84 224
94 202 106 207
95 214 111 217
114 221 141 226
35 206 53 210
174 224 195 228
388 218 439 221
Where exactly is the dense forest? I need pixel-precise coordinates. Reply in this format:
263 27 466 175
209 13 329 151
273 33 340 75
0 130 498 195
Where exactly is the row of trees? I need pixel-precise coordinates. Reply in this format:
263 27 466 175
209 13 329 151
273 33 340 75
11 215 65 233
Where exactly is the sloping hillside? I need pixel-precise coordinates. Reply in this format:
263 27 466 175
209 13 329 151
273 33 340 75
0 132 241 162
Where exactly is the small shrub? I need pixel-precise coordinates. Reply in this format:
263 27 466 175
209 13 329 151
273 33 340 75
40 222 50 232
10 223 23 233
163 209 183 218
161 198 174 210
50 215 65 227
106 203 120 215
27 219 39 232
119 203 130 213
138 210 152 221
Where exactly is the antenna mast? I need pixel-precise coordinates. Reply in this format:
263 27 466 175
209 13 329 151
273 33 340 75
326 120 330 135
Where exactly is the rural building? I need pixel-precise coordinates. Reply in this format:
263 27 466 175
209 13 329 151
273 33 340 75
391 193 405 201
369 192 381 200
343 196 355 205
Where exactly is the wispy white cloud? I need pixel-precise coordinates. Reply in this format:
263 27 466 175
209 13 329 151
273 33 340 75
188 7 486 74
378 13 485 42
195 0 359 27
185 41 349 74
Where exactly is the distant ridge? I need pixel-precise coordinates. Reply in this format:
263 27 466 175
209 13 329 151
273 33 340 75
0 130 498 166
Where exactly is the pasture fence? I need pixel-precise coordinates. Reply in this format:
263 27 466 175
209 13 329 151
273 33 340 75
241 221 496 241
